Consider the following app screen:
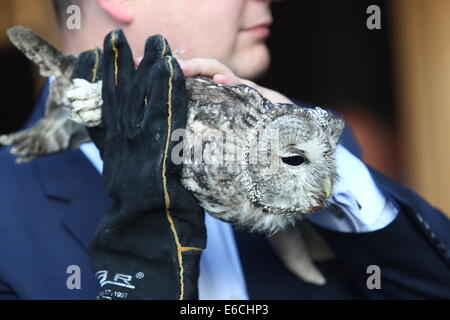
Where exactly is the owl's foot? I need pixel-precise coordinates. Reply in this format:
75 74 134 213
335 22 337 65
0 128 47 163
0 108 76 163
66 78 103 127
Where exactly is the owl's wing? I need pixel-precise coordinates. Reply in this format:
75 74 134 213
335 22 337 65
297 219 336 262
267 222 329 286
0 26 88 162
7 26 77 115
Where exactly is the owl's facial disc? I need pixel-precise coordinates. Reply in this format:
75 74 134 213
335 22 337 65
243 109 341 216
281 148 333 197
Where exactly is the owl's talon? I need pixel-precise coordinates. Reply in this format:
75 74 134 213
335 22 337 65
16 156 35 164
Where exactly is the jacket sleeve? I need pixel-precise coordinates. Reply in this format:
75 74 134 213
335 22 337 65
314 167 450 299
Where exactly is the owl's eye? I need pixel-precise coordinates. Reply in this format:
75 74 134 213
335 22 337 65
281 155 306 166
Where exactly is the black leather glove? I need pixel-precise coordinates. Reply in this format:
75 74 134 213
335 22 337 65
84 30 206 300
73 47 103 83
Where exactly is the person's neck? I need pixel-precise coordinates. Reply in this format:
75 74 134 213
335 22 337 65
60 30 90 56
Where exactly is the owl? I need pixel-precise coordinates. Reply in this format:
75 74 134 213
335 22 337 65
1 26 344 235
181 77 344 234
1 26 345 285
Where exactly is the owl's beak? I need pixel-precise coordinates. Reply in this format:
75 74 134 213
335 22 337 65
324 176 333 198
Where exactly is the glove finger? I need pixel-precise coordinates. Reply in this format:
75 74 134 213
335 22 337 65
137 35 172 77
102 29 135 133
73 48 103 82
103 29 135 89
128 35 172 127
143 56 188 142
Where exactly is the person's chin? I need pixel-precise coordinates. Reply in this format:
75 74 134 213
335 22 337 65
233 43 271 80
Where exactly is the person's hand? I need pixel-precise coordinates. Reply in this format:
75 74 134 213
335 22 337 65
85 30 206 300
135 56 293 104
178 57 294 104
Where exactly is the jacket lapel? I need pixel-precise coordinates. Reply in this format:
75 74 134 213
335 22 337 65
29 81 111 250
35 149 112 250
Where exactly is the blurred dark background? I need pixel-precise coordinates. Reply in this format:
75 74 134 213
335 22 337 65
263 0 394 122
0 47 36 134
0 0 449 215
260 0 397 179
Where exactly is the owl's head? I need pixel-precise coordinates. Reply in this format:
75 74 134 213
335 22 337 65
182 79 345 234
243 103 345 219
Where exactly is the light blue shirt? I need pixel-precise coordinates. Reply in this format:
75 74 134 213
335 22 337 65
79 142 398 299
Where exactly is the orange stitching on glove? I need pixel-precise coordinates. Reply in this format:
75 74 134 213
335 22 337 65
111 31 119 86
162 54 185 300
91 49 100 83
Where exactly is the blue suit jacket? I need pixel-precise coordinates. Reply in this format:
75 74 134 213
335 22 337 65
0 84 449 299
